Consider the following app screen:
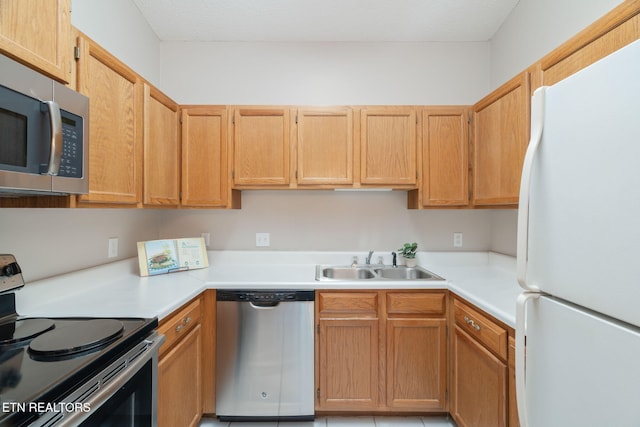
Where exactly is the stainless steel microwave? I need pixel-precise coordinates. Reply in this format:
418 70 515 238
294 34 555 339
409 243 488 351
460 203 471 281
0 53 89 196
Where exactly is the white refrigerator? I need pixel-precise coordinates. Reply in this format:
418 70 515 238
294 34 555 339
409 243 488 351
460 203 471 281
515 39 640 427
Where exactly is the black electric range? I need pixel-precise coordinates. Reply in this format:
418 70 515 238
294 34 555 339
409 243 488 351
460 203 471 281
0 256 159 426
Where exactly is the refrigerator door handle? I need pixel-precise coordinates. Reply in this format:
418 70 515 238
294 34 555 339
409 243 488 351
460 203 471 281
517 87 547 291
515 291 542 427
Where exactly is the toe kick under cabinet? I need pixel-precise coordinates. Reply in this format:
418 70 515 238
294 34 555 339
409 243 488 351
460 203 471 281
315 290 448 413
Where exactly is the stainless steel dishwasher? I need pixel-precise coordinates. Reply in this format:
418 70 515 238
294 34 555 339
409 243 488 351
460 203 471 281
215 289 315 421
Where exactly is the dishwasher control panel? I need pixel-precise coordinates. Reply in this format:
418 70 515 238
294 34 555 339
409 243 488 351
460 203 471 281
216 290 315 302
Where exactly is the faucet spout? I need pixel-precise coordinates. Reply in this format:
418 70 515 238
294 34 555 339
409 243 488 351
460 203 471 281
392 252 397 267
366 250 374 265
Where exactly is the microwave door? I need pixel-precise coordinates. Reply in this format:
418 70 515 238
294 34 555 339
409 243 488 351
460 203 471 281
0 85 54 193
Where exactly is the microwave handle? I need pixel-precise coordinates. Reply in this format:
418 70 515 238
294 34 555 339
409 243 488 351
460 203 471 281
42 100 63 176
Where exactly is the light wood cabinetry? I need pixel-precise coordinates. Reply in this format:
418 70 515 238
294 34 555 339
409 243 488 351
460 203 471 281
472 72 530 206
0 0 71 83
537 2 640 89
181 107 239 208
158 297 203 427
418 107 470 207
316 291 380 411
143 84 180 206
75 31 143 206
232 107 291 187
360 108 418 186
385 292 447 411
508 336 520 427
316 290 447 413
295 108 354 186
451 296 510 427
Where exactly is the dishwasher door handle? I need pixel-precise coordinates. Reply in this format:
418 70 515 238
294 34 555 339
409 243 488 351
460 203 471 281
249 301 281 309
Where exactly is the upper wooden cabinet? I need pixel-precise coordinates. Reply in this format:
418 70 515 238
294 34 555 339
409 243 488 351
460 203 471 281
232 107 291 187
143 84 180 206
420 107 470 207
537 3 640 89
472 72 530 206
360 108 418 186
296 108 354 186
75 32 143 206
181 107 236 208
0 0 71 83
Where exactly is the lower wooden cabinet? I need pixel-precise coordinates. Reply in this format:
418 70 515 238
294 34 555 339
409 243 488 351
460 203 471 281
452 326 507 427
157 297 203 427
315 290 447 413
451 296 517 427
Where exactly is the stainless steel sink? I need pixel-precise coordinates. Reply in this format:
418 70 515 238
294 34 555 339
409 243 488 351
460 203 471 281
319 266 376 280
316 265 444 281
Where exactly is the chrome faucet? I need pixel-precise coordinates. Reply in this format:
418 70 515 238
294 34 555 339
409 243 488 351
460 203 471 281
365 250 374 265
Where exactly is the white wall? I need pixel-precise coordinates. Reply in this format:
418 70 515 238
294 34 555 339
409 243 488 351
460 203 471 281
489 0 623 89
160 41 489 105
71 0 162 86
158 191 492 253
0 209 158 282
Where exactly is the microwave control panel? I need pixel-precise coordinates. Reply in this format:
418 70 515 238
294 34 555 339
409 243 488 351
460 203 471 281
58 110 84 178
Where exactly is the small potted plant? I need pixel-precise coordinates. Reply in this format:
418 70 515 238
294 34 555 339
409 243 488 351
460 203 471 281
398 242 418 267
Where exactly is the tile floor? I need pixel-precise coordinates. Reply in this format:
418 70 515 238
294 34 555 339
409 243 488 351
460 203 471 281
199 415 457 427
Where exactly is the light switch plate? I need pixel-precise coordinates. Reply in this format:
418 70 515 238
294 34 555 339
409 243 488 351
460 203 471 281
108 237 119 258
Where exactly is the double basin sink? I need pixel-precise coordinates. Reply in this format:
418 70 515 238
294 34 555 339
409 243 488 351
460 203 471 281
316 264 445 281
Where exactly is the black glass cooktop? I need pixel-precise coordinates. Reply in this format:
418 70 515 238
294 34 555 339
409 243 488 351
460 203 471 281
0 316 157 426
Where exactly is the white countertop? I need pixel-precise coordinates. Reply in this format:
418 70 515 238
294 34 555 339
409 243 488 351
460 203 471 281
15 251 521 327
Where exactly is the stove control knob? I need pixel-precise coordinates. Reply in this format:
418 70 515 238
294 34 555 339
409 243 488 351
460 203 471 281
2 262 21 277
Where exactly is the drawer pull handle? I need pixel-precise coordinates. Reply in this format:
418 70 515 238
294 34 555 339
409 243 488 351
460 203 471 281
464 315 481 331
175 316 193 333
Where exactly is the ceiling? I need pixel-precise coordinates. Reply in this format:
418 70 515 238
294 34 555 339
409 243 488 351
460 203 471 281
132 0 520 43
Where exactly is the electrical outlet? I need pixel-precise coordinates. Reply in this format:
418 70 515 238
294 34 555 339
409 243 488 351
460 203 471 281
108 237 119 258
453 232 463 248
256 233 270 247
201 233 211 247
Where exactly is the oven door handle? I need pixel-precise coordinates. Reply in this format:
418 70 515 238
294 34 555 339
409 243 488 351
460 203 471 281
47 332 165 427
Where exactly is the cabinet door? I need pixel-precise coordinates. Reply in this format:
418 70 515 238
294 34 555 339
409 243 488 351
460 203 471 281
386 318 447 410
452 326 507 427
0 0 71 82
472 72 530 206
422 107 469 206
296 108 353 185
317 318 380 411
76 34 143 205
143 84 180 206
361 108 417 185
233 108 290 186
181 108 230 207
508 336 520 427
158 324 202 427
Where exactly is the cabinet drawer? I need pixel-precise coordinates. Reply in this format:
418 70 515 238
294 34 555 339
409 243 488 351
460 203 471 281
386 292 446 316
453 298 507 360
317 291 379 318
158 297 202 356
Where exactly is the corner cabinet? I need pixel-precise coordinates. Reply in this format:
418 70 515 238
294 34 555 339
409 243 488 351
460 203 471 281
158 296 203 427
472 72 530 206
0 0 72 83
419 107 470 207
232 107 291 187
451 296 512 427
143 84 180 206
181 107 238 208
75 31 143 206
315 290 447 413
360 108 418 186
